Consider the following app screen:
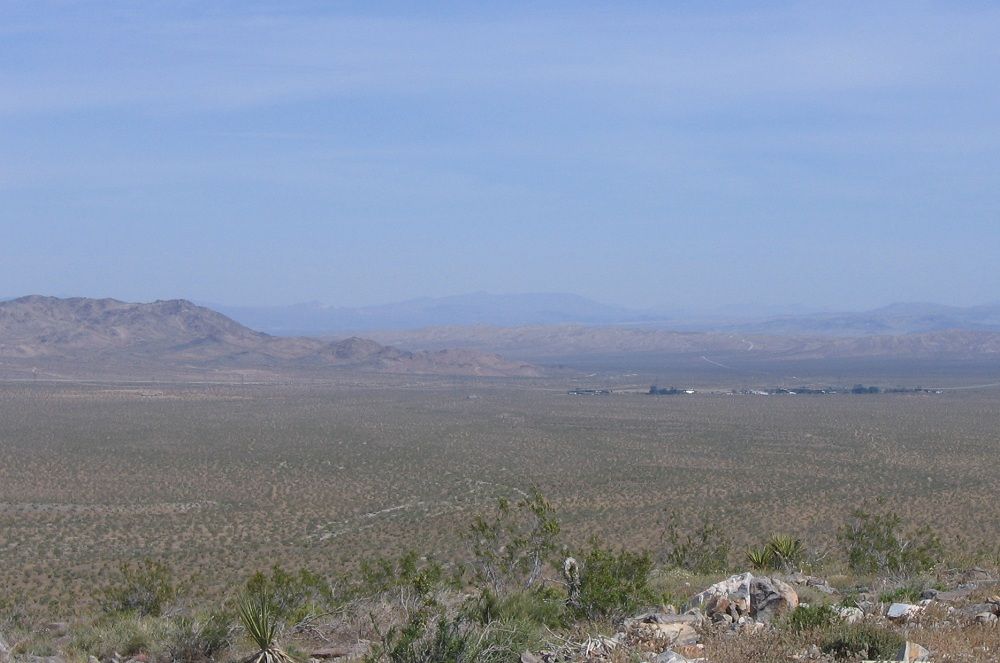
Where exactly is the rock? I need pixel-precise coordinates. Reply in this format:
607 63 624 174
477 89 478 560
857 599 877 615
962 567 993 582
653 651 690 663
838 606 864 624
750 576 798 622
520 651 543 663
963 603 997 620
644 621 699 646
886 602 922 623
896 641 931 662
312 645 355 659
627 612 698 626
673 643 705 659
975 612 998 625
686 572 798 623
88 657 100 663
687 572 754 617
933 586 978 603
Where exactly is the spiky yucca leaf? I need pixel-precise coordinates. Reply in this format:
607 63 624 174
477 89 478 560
766 534 804 570
239 591 296 663
745 546 775 570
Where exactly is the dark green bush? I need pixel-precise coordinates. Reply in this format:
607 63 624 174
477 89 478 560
244 565 333 624
100 559 177 617
467 488 561 597
838 508 944 576
574 545 655 620
820 622 905 660
660 512 731 573
367 610 534 663
786 604 839 632
358 551 453 599
878 581 925 604
468 586 567 629
165 613 232 662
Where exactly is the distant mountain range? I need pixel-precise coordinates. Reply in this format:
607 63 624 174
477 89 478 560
211 293 1000 337
211 292 657 334
3 295 1000 382
717 302 1000 336
0 296 540 378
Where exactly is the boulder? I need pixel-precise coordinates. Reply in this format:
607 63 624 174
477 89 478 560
975 612 998 625
750 576 798 621
624 613 700 646
687 572 753 617
686 572 798 623
896 641 931 662
886 602 922 623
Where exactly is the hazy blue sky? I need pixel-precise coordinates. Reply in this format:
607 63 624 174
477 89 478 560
2 1 998 311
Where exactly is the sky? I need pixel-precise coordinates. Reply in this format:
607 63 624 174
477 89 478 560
2 1 999 312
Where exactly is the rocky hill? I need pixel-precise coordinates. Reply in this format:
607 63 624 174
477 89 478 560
0 296 541 377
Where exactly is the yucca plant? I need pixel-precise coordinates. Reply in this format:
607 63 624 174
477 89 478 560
239 590 296 663
745 546 775 571
766 534 804 572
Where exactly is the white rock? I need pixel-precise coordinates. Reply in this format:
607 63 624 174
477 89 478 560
886 602 922 622
896 641 931 662
838 606 864 624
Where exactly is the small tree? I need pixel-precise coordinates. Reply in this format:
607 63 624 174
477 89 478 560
467 488 560 596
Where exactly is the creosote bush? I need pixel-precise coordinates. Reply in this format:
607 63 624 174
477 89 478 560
100 559 178 617
838 507 944 577
574 545 655 620
358 551 455 599
467 487 560 597
819 622 905 660
786 603 839 632
244 565 333 624
660 512 732 573
165 612 232 662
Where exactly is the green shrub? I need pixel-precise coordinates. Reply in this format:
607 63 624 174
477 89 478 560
244 565 332 624
820 622 905 660
574 545 655 620
368 610 534 663
468 586 567 629
838 508 944 577
100 559 178 617
467 488 561 597
878 581 926 604
69 614 169 660
786 603 838 632
661 512 731 573
165 613 232 662
358 551 452 599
